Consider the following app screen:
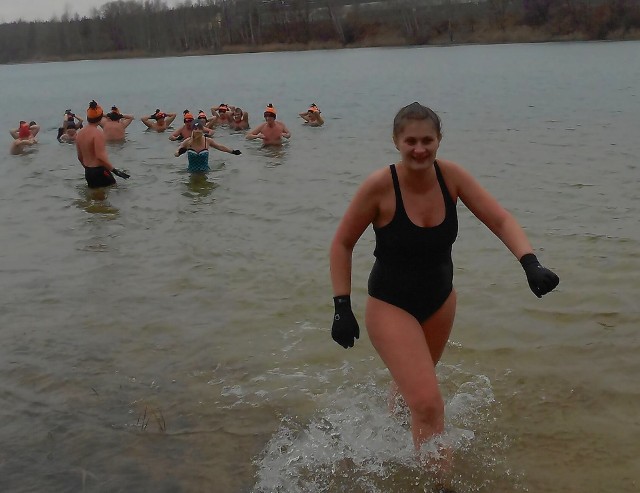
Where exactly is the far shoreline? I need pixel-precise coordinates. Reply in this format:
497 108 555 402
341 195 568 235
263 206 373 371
7 28 640 66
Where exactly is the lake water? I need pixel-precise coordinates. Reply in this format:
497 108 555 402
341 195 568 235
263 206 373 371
1 41 639 493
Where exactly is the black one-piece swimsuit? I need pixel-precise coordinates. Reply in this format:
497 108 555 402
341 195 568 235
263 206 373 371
368 162 458 323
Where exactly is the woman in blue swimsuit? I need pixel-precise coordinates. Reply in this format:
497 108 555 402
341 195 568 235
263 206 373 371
174 121 241 172
329 102 559 474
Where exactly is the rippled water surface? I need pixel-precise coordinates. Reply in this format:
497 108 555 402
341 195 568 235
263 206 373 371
1 42 639 493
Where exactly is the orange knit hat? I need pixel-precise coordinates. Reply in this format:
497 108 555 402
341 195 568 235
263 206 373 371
263 104 277 117
86 100 104 120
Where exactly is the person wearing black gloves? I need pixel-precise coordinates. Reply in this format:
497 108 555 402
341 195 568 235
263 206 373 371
76 100 130 188
329 102 559 465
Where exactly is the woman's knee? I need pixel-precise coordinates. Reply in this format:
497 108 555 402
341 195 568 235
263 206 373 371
405 390 444 423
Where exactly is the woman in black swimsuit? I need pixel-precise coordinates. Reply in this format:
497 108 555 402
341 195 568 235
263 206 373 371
329 102 559 469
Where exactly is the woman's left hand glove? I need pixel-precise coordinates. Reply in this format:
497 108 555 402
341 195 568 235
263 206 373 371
520 253 559 298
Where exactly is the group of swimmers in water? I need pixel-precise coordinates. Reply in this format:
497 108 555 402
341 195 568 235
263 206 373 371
9 100 324 186
10 100 560 492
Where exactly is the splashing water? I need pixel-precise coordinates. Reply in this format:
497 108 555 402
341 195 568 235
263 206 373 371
251 368 525 493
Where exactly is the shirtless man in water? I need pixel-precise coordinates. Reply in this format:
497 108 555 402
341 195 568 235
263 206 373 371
141 109 177 133
76 101 129 188
100 106 134 142
246 104 291 145
229 107 250 131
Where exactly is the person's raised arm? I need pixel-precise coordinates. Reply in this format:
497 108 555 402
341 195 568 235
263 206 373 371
165 113 177 126
141 116 154 129
121 115 134 129
9 128 19 139
299 112 311 122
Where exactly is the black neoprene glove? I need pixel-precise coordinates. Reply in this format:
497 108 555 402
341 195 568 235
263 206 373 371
112 168 130 179
332 295 360 349
231 149 242 155
520 253 559 298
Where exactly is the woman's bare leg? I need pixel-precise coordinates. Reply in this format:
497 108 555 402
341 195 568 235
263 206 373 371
366 292 456 450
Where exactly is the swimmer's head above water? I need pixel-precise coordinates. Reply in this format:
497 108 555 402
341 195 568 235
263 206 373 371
263 104 277 119
86 100 104 123
392 101 442 139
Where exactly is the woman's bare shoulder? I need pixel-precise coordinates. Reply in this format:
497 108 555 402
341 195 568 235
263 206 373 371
436 158 481 198
359 165 394 196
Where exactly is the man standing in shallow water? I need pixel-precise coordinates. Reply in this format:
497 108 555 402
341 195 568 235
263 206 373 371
246 104 291 145
76 100 129 188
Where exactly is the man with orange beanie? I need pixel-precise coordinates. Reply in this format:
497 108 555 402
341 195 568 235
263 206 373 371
75 100 129 188
246 104 291 145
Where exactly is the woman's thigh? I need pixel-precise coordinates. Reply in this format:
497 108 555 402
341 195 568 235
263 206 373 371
365 292 457 405
422 290 457 366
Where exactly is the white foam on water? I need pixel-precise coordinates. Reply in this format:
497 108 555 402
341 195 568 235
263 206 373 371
251 369 516 493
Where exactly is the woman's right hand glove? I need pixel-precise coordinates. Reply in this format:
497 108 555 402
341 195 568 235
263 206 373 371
332 295 360 348
520 253 559 298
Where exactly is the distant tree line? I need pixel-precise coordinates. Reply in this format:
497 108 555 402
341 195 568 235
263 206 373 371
1 0 639 64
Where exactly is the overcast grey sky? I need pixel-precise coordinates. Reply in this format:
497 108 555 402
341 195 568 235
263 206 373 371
0 0 183 23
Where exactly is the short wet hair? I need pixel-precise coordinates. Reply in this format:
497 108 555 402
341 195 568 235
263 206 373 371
393 102 442 138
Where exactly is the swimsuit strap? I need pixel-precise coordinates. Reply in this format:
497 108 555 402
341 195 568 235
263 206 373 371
434 161 455 210
389 164 406 216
